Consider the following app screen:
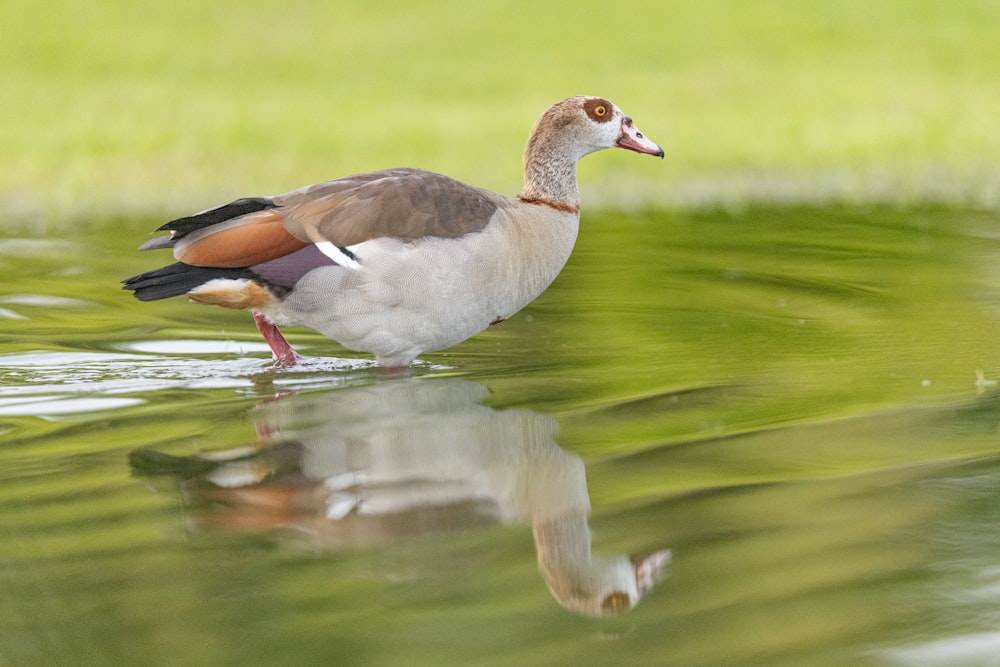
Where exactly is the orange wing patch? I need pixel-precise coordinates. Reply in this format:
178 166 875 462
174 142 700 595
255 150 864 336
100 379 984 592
174 210 309 268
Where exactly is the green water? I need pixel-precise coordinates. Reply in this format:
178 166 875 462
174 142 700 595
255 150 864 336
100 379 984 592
2 205 1000 665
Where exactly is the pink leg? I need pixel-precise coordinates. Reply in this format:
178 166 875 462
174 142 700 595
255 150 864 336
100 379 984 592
252 310 300 366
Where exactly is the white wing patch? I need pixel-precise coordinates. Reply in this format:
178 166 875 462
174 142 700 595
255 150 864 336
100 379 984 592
315 241 362 271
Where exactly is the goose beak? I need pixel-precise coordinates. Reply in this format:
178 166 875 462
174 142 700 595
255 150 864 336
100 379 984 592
616 118 664 158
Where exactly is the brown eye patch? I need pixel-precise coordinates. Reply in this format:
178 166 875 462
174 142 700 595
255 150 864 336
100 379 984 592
584 97 614 123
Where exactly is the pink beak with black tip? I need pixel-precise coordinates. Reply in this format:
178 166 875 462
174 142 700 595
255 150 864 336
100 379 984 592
617 117 664 158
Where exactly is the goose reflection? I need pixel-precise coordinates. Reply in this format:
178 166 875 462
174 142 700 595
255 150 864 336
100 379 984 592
131 378 669 616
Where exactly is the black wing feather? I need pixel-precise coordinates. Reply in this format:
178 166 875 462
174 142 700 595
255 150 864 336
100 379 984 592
156 197 276 238
123 263 263 302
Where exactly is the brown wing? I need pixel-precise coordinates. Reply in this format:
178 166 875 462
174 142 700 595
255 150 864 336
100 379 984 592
276 168 499 247
150 168 500 269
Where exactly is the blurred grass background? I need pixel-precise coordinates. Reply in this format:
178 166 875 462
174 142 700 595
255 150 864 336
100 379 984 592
3 0 1000 225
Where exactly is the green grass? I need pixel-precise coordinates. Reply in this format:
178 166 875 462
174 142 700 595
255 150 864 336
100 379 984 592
4 0 1000 222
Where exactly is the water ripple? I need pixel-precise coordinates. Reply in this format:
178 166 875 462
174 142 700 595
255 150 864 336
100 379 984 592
0 346 377 418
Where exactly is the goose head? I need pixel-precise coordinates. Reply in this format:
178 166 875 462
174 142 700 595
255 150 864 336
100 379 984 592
521 96 662 206
525 95 663 163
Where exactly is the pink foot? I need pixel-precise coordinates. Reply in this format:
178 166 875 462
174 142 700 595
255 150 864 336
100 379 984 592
252 311 300 366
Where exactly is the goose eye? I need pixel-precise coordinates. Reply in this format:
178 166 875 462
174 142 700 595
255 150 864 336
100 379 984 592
585 99 614 123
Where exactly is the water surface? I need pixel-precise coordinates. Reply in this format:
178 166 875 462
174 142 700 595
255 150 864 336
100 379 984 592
2 205 1000 665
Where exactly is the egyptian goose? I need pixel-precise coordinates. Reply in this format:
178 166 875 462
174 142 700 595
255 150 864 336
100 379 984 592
124 96 663 367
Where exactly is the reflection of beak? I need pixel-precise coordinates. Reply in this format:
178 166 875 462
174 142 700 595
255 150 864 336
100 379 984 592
617 118 665 158
634 548 672 596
